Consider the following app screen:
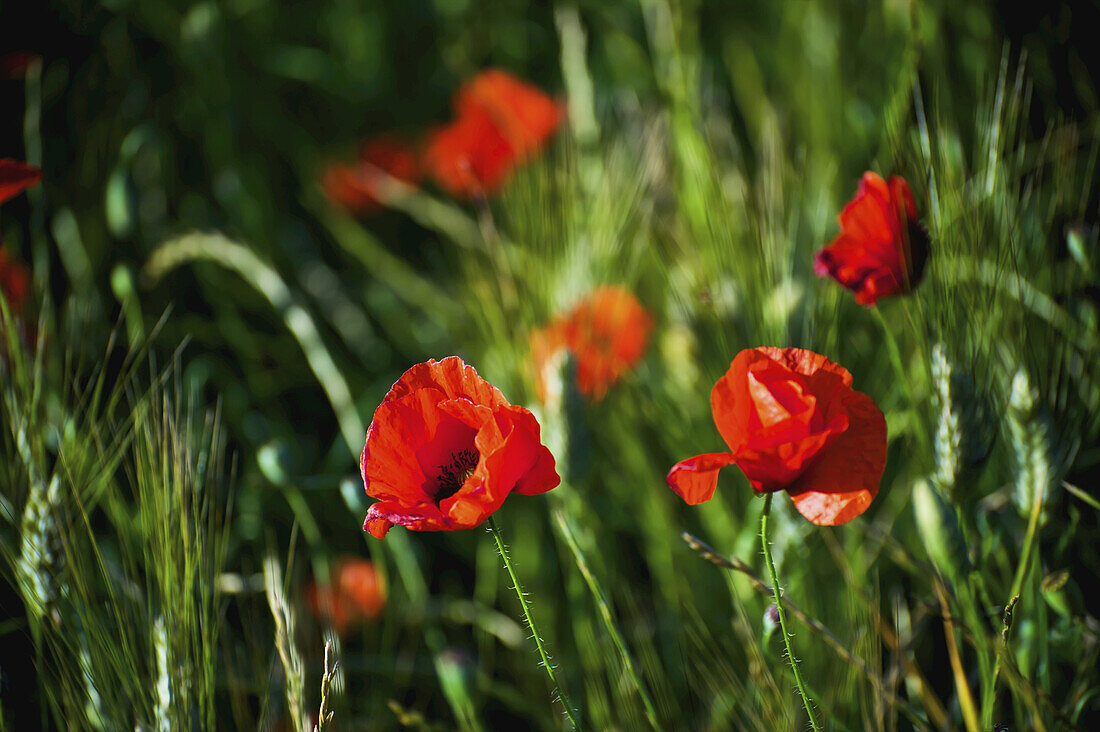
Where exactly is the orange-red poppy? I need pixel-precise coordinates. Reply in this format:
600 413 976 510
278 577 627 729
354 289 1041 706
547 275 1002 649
305 557 386 636
666 347 886 526
321 137 421 215
0 159 41 205
422 69 564 198
362 356 560 538
531 287 653 401
814 172 929 306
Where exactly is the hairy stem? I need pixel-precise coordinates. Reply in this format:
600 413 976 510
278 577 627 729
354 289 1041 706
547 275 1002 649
760 494 821 731
487 517 580 730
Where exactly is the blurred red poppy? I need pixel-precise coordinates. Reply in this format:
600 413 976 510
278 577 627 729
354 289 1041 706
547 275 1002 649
455 69 564 158
666 347 886 526
0 159 41 204
321 137 420 215
362 356 560 538
814 172 929 306
306 557 386 636
423 69 564 198
531 287 653 401
0 52 39 79
0 246 31 315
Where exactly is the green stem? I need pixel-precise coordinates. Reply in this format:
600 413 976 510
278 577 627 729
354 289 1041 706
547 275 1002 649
487 516 581 730
760 494 822 731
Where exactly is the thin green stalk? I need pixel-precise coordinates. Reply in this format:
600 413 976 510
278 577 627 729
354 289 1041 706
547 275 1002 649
760 494 821 731
144 232 365 456
870 307 932 458
487 516 581 730
682 531 935 729
554 509 659 730
1010 474 1045 602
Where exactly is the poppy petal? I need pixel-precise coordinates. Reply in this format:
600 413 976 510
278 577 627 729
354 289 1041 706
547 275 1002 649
786 390 887 525
364 499 449 538
497 406 560 496
456 69 563 157
666 452 738 505
0 159 41 205
384 356 508 408
361 390 445 503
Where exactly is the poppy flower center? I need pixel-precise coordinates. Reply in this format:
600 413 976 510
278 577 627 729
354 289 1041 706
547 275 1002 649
433 448 479 504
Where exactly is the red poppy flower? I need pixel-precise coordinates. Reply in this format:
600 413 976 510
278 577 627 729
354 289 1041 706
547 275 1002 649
423 69 564 198
666 347 887 526
362 356 560 538
455 69 564 158
531 287 653 401
305 557 386 635
321 137 421 215
814 172 929 306
0 246 31 314
0 159 41 205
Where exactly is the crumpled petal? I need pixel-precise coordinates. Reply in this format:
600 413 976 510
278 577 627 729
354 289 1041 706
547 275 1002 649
666 452 739 505
814 172 928 305
786 390 887 525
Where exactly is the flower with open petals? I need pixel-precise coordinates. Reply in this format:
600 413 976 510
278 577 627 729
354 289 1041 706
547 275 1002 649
814 172 929 306
362 356 560 538
531 286 653 401
321 137 421 215
306 557 386 635
423 69 563 198
667 347 886 526
1 159 41 204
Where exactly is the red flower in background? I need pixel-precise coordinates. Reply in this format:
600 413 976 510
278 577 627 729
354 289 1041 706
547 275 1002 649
0 246 31 314
666 347 886 526
814 172 929 306
423 69 564 198
1 159 41 204
455 70 564 159
321 137 421 215
362 356 560 538
0 52 39 80
306 557 386 636
531 287 653 401
1 160 40 317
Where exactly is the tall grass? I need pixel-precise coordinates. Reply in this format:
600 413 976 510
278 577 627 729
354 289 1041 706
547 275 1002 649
1 310 229 729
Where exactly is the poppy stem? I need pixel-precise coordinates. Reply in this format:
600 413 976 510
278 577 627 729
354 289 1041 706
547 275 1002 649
487 516 581 730
760 494 822 731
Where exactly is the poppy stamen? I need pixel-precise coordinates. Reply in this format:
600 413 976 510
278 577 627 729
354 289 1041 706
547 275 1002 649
434 448 479 503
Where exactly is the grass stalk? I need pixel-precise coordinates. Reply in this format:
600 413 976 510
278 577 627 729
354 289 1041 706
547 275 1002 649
144 232 366 456
933 580 982 732
554 509 660 730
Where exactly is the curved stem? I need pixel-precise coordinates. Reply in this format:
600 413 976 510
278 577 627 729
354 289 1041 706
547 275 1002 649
555 509 660 730
760 494 822 731
488 516 580 730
